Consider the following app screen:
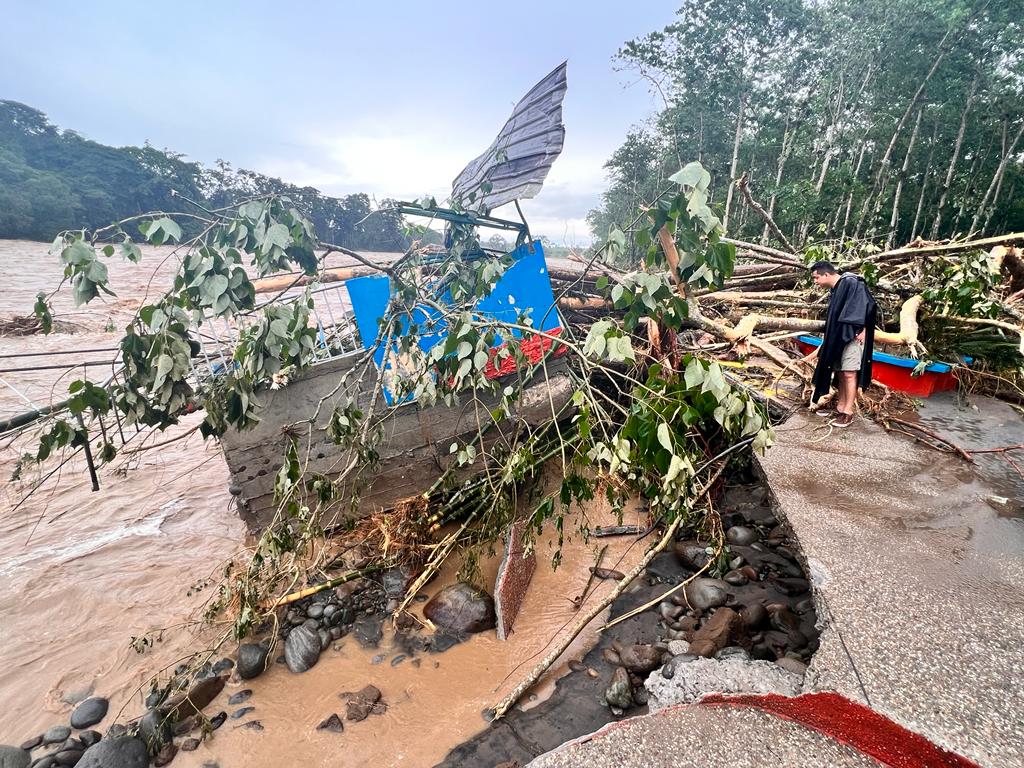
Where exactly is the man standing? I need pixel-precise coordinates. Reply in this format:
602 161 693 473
806 261 877 427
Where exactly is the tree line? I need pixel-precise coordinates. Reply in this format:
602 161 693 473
0 100 409 250
589 0 1024 256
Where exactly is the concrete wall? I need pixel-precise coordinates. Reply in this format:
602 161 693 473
220 354 572 533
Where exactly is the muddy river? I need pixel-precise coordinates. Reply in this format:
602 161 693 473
0 239 646 766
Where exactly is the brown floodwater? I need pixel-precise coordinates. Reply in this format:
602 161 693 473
0 239 647 766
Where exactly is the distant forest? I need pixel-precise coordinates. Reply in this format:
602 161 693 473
590 0 1024 253
0 100 409 250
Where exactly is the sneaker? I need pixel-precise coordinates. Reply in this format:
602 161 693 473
830 412 854 428
811 407 836 418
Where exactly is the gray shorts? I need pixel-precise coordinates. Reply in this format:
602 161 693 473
837 339 863 371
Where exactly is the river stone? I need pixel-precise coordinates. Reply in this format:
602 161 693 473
34 756 56 768
237 642 270 679
42 728 71 746
724 569 749 586
666 639 690 656
739 602 768 629
284 625 322 673
53 748 83 766
672 541 711 571
726 526 759 546
0 746 30 768
683 578 730 611
137 710 172 752
227 690 252 706
689 607 748 657
316 714 344 733
423 583 496 635
306 603 324 620
604 667 633 710
70 698 109 730
617 644 663 674
341 685 382 722
18 736 40 751
153 742 177 767
77 737 148 768
77 732 100 749
165 676 225 722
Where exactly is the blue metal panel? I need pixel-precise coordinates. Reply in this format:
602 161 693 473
347 241 560 404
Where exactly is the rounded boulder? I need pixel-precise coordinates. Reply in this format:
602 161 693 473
423 583 496 635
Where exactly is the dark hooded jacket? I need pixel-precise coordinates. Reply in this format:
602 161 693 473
811 273 878 403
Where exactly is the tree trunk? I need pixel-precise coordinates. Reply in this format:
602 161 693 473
952 141 987 234
911 119 939 240
763 113 793 244
930 74 978 239
887 107 924 248
873 28 952 188
971 121 1024 235
841 141 871 240
723 90 747 231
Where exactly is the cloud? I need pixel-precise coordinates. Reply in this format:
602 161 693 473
250 114 616 245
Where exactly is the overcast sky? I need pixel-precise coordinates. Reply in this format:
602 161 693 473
0 1 677 244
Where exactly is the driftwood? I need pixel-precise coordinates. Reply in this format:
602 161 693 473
253 265 375 294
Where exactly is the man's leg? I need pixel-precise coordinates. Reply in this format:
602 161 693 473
837 371 857 415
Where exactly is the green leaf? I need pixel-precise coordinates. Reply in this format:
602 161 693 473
684 358 704 388
62 240 95 266
263 223 291 252
121 241 143 263
668 161 711 192
154 354 174 389
239 201 265 220
657 422 672 452
204 274 230 302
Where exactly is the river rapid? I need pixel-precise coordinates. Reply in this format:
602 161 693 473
0 239 644 766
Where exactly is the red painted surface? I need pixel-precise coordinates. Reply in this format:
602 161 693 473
796 341 958 397
869 363 959 397
701 692 981 768
483 326 567 380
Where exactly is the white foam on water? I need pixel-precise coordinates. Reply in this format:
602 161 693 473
0 500 180 577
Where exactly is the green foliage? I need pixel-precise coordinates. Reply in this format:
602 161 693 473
234 296 317 380
592 0 1024 247
923 250 1002 317
32 292 53 334
117 301 198 428
54 234 114 306
0 100 410 249
67 379 111 418
586 358 771 521
176 246 255 317
35 419 88 462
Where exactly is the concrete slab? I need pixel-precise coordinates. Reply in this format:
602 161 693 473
759 411 1024 767
528 702 880 768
